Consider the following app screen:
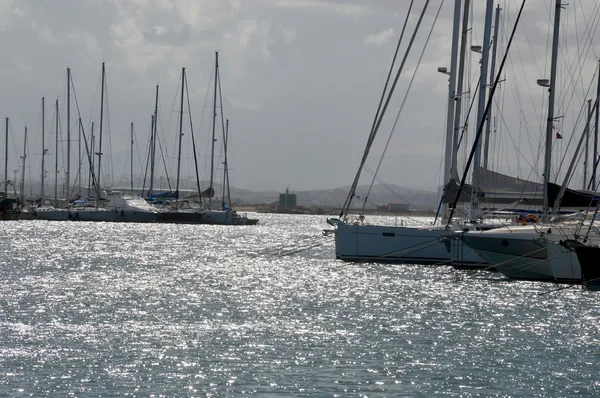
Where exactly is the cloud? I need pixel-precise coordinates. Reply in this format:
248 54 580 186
364 28 395 46
1 0 600 194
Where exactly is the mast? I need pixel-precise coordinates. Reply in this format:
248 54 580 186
4 117 8 189
222 119 229 207
97 62 105 205
483 4 501 169
209 51 219 209
225 119 231 208
542 0 562 217
184 71 204 208
78 117 81 196
584 99 592 189
88 122 94 196
441 0 462 217
20 127 27 205
149 85 158 197
130 122 134 192
54 99 59 205
451 0 471 180
66 68 71 199
593 60 600 189
470 0 494 220
175 67 185 203
41 97 46 203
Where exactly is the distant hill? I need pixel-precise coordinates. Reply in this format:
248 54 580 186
20 175 440 211
228 183 440 211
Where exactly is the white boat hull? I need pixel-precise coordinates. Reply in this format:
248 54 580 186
462 225 583 282
332 221 485 266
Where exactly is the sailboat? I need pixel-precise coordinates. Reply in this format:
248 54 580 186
35 64 158 223
154 54 257 225
0 118 20 221
328 0 503 267
460 0 599 283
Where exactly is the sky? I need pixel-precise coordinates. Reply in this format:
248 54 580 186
1 0 600 195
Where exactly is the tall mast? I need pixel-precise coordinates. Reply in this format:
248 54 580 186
149 85 158 197
97 62 105 205
441 0 462 217
54 99 59 205
470 0 493 220
542 0 562 217
4 117 8 189
88 122 94 196
222 119 229 206
584 99 592 189
20 127 27 205
175 67 185 203
78 116 81 196
130 122 134 192
483 4 502 169
209 51 219 209
451 0 471 180
225 119 231 208
41 97 46 203
66 67 71 199
593 60 600 189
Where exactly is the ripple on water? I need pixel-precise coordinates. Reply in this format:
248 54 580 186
0 215 599 397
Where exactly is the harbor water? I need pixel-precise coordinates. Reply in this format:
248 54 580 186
0 214 599 396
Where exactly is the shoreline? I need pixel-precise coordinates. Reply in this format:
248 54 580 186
234 204 435 217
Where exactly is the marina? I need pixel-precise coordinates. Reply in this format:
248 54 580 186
1 0 600 395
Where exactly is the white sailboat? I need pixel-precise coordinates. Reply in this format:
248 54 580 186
461 0 597 283
329 0 501 267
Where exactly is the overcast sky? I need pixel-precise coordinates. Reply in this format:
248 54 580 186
1 0 600 194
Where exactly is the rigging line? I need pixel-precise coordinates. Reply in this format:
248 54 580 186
556 2 593 113
504 41 539 163
102 73 115 188
133 124 146 190
456 81 480 151
494 95 542 176
217 61 228 196
341 0 417 218
362 0 436 215
555 73 599 182
361 164 434 214
501 10 543 164
69 75 101 200
580 0 600 60
555 9 600 132
158 76 182 192
199 68 215 182
184 73 204 208
361 0 445 215
141 123 152 197
447 0 527 227
7 122 19 178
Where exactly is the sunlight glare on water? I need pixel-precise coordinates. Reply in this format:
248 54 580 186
0 214 599 396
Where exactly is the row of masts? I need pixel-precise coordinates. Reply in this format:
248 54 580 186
4 52 231 210
441 0 600 222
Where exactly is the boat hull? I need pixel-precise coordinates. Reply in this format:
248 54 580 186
156 209 257 225
462 227 582 282
33 208 70 221
462 233 554 281
74 209 157 223
573 246 600 285
333 222 485 266
156 211 204 224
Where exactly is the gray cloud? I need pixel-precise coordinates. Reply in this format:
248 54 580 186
0 0 599 197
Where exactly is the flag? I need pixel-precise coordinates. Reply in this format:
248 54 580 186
556 132 562 139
